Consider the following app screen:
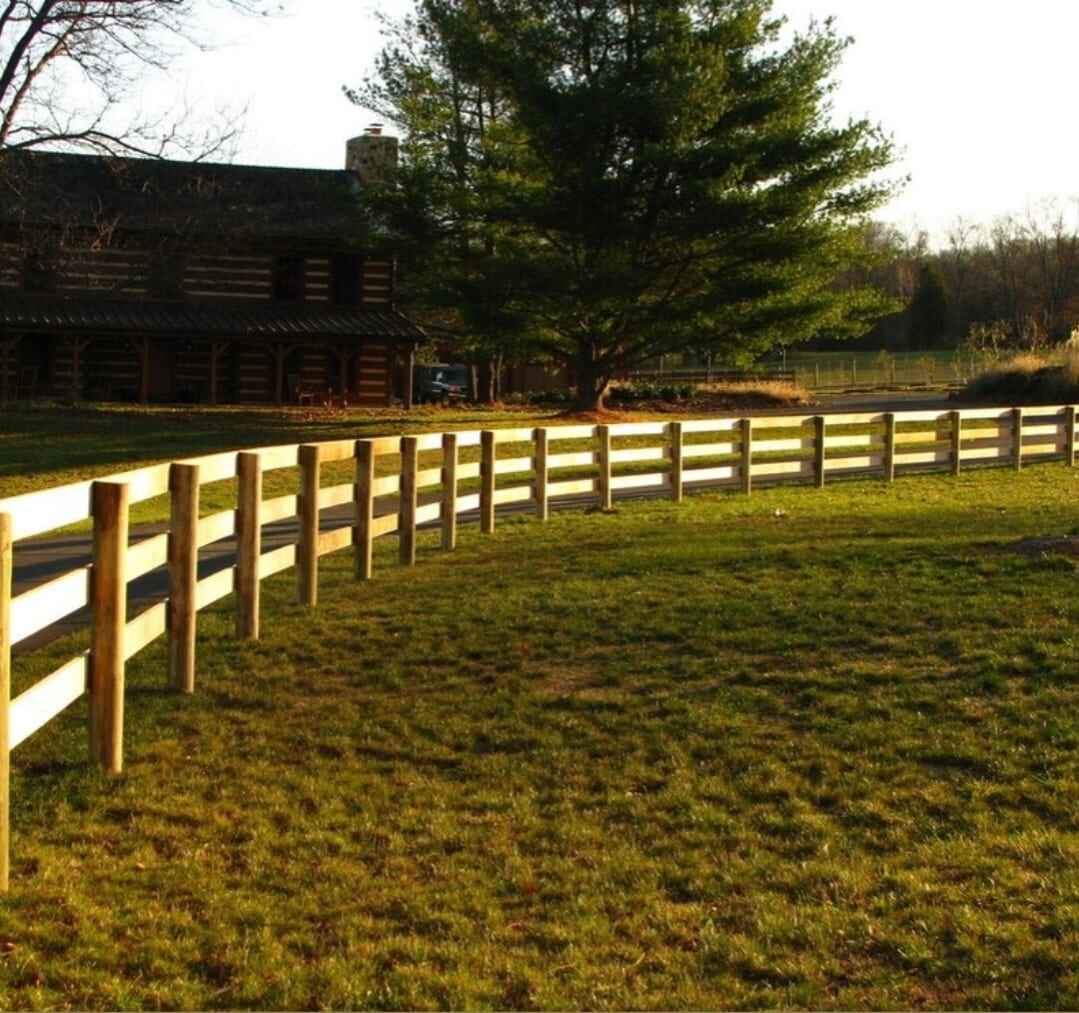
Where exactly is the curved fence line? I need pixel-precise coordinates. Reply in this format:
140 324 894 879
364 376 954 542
0 402 1075 889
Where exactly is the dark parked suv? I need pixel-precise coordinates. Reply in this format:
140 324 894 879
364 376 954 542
414 363 469 404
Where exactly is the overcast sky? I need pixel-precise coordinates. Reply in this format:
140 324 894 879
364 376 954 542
152 0 1078 244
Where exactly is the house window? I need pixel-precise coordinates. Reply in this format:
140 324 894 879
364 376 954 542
18 335 50 392
147 251 187 299
22 248 58 293
273 254 305 302
330 254 361 306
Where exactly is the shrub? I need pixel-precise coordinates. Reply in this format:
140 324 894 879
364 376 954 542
521 389 575 406
610 381 696 403
1061 346 1079 388
700 379 812 406
1007 353 1047 375
959 352 1079 404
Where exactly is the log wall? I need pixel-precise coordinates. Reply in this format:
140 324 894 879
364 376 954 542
0 244 394 308
0 240 401 404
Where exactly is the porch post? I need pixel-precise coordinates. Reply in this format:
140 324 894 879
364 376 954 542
208 340 227 407
274 344 287 406
70 340 79 402
337 346 352 397
136 337 151 404
0 339 15 405
402 344 415 410
69 337 89 402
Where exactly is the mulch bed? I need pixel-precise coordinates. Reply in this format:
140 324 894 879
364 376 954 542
557 392 815 421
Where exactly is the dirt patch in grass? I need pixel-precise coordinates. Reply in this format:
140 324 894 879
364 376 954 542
1004 535 1079 558
533 664 621 701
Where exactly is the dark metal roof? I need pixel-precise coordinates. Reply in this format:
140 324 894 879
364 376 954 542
0 150 370 244
0 295 425 342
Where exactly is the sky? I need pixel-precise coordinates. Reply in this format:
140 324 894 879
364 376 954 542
144 0 1079 245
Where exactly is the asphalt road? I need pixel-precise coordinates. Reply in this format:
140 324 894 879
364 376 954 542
13 501 362 655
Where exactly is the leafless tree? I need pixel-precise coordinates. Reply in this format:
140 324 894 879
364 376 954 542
941 216 982 336
987 215 1030 338
0 0 282 160
1024 198 1079 340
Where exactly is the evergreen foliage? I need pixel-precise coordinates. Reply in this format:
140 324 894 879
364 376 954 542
908 262 952 348
352 0 900 408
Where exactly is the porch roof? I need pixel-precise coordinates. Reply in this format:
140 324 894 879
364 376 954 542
0 295 425 342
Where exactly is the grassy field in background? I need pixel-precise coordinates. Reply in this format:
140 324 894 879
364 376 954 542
4 464 1079 1009
784 350 982 390
0 399 822 532
0 402 567 502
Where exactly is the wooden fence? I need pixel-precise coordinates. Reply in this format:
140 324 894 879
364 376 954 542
625 368 798 385
0 402 1076 889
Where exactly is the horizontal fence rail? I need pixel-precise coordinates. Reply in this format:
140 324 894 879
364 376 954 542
0 403 1077 889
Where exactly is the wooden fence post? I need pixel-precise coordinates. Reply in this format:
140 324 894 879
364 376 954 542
950 410 962 477
740 418 753 495
354 441 375 581
884 412 897 483
298 444 321 606
1067 406 1077 467
814 416 826 489
400 436 418 566
669 422 683 503
1012 408 1024 472
480 431 496 534
0 513 11 892
442 433 459 550
534 428 549 521
90 481 128 775
597 425 612 510
235 452 262 640
168 463 199 694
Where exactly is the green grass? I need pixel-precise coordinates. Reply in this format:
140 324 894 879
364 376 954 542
5 464 1079 1008
0 401 565 502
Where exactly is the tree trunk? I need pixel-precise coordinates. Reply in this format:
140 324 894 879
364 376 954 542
477 357 496 404
573 344 610 412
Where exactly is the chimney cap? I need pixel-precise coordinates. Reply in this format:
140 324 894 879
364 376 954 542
365 123 384 136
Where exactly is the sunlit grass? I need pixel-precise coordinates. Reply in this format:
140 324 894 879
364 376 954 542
3 464 1079 1008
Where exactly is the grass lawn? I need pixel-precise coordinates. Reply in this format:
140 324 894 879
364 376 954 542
3 463 1079 1008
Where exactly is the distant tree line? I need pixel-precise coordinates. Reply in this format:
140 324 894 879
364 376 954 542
821 203 1079 353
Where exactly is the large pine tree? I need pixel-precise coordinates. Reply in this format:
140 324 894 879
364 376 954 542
357 0 900 409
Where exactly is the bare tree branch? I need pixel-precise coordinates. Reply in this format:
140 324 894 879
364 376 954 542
0 0 282 160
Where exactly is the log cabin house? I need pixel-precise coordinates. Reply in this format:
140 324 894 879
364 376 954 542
0 129 425 407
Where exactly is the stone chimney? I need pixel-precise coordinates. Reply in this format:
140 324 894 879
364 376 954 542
346 123 399 185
